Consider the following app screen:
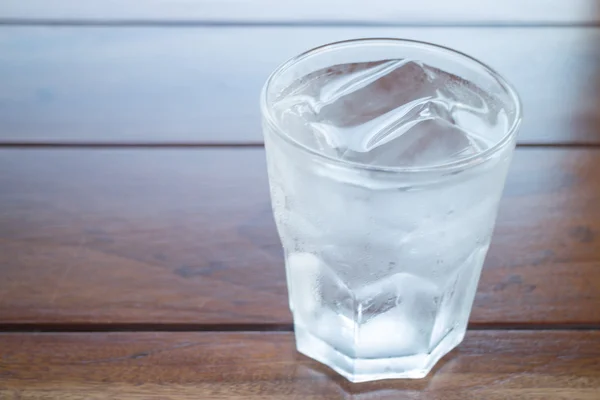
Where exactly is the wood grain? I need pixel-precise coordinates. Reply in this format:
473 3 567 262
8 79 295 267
0 147 599 326
1 0 598 24
1 26 599 144
0 331 599 399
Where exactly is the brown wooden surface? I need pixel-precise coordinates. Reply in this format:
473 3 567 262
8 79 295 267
2 7 600 393
1 331 599 399
1 26 599 145
1 147 599 326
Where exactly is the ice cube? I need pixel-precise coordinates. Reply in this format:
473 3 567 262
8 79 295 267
287 252 355 326
429 244 488 348
354 272 440 357
273 58 508 168
286 252 322 316
341 117 487 167
287 253 360 355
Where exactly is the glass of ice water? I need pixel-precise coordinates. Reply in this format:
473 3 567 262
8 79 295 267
260 39 521 383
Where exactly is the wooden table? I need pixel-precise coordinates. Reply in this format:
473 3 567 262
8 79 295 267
1 2 600 398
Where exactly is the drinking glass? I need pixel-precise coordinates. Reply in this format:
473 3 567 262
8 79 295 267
260 39 521 382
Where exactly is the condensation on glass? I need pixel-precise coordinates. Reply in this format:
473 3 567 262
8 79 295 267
261 39 522 382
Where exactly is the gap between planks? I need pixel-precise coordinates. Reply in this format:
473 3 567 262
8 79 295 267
2 19 600 28
2 322 600 333
1 142 600 149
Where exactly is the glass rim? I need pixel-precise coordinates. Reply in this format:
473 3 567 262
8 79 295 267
260 38 523 174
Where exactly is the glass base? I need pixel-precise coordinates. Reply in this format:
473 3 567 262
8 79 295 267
295 324 465 383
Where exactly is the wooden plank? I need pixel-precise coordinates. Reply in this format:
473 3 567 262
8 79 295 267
0 27 599 144
0 148 599 326
0 331 599 399
1 0 597 24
